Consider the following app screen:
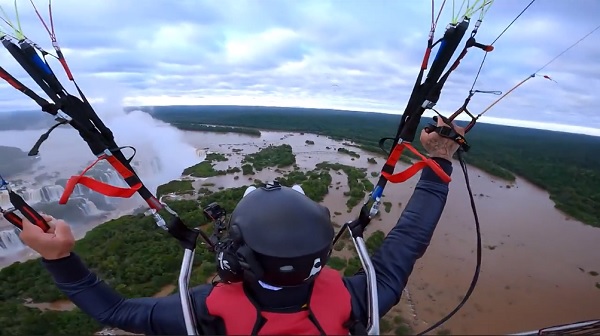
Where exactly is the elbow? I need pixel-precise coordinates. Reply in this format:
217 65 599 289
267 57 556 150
92 298 152 335
90 297 127 326
375 278 405 319
372 256 409 314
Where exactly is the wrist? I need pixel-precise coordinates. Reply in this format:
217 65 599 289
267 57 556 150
430 154 452 162
422 156 453 183
42 253 91 284
42 252 72 261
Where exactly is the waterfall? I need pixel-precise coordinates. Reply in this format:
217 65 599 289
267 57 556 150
0 228 24 255
0 190 9 208
40 185 65 203
19 189 43 204
2 185 66 206
150 157 162 175
71 184 89 197
101 170 127 188
196 149 207 161
1 188 43 206
75 198 101 216
130 157 162 177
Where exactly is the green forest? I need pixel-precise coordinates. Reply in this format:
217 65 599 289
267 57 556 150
182 152 240 178
166 123 261 137
141 105 600 227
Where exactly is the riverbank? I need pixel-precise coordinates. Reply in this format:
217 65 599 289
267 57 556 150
150 105 600 228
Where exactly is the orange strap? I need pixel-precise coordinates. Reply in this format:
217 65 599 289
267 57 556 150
59 154 142 204
381 142 452 184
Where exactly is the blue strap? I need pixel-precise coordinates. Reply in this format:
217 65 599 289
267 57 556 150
0 174 8 189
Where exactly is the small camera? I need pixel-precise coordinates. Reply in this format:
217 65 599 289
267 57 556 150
203 202 226 221
203 202 228 247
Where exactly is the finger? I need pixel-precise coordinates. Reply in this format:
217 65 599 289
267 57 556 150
19 218 51 245
437 115 451 127
419 128 428 142
54 221 73 239
22 217 58 237
449 120 460 129
452 121 466 135
40 213 55 222
45 220 57 234
21 217 44 233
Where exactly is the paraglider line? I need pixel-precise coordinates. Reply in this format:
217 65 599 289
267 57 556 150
534 23 600 74
470 0 537 91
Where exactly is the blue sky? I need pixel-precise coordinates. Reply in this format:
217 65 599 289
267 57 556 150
0 0 599 135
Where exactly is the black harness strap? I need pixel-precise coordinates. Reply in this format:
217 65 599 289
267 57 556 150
1 36 60 103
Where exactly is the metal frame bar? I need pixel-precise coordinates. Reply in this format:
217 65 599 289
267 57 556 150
179 249 199 335
352 234 380 335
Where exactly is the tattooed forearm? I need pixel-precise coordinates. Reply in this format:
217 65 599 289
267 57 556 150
427 138 450 159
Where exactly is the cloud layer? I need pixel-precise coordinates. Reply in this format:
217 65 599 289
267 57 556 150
0 0 598 132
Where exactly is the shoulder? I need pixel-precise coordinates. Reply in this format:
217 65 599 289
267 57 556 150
190 283 227 335
190 283 214 314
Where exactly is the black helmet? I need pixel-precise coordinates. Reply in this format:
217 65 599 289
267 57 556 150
229 182 334 287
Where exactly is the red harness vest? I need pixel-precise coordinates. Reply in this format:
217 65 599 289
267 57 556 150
205 267 352 335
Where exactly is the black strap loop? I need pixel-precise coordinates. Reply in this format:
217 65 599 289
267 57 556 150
427 124 471 152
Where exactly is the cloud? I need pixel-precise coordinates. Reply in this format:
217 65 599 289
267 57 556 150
0 0 598 132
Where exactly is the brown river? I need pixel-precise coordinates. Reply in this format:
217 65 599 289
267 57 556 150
2 129 599 335
184 130 600 335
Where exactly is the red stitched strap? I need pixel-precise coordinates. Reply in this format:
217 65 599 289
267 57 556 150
59 154 142 204
105 154 136 179
59 176 142 204
381 142 452 184
8 190 50 231
3 211 23 230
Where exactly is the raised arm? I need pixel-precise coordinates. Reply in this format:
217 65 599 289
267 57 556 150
343 119 464 324
343 158 452 322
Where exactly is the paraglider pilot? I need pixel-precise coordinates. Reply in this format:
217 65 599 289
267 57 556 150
18 118 464 335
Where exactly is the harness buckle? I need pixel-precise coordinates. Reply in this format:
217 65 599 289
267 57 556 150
437 126 454 137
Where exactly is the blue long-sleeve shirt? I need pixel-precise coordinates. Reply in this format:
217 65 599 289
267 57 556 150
42 158 453 335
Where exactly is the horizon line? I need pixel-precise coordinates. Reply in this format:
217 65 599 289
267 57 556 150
125 103 600 138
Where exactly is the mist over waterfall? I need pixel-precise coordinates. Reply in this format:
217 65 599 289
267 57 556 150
0 97 201 264
104 109 199 195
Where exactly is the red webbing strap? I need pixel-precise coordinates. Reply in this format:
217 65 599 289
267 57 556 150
59 154 142 204
8 190 50 231
2 210 23 230
381 142 452 184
